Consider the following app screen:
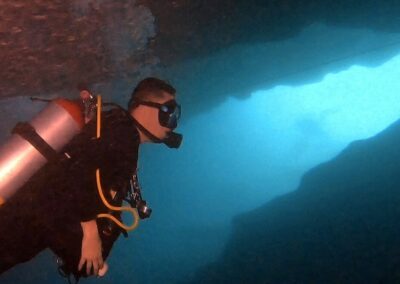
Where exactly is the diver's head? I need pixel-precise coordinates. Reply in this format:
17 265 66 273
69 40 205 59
128 78 182 148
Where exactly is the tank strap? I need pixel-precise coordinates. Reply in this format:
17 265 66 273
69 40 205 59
12 122 59 162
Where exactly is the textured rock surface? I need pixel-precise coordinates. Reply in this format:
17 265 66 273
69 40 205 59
1 0 400 98
0 0 156 98
142 0 400 63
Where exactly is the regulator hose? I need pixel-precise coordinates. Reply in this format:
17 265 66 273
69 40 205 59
95 95 140 232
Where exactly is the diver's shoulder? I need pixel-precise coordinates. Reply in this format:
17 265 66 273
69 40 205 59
102 108 139 139
103 107 133 124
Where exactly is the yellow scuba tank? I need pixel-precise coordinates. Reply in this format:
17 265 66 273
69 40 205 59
0 98 85 204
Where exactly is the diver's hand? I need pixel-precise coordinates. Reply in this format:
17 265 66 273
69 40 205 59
79 220 104 276
98 261 109 277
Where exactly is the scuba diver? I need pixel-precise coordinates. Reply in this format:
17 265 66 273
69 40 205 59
0 77 182 281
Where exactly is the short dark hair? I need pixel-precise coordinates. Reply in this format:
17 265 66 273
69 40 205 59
128 77 176 110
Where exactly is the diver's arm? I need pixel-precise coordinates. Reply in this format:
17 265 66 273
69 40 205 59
78 219 104 276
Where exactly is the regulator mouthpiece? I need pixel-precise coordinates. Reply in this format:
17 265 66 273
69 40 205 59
164 132 183 149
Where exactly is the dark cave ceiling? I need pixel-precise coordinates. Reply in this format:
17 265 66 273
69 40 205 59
0 0 400 99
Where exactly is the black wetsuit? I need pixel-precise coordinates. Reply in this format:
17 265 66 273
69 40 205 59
0 108 140 278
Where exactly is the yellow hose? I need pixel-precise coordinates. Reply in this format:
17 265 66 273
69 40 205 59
96 169 140 231
95 95 140 232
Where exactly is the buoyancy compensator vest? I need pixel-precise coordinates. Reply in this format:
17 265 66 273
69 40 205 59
0 94 154 282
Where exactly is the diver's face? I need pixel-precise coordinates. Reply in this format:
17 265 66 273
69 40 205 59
136 91 178 141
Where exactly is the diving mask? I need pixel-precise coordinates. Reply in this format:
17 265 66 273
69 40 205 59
134 99 181 129
130 98 183 148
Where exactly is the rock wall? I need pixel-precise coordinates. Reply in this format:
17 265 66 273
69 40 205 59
185 119 400 283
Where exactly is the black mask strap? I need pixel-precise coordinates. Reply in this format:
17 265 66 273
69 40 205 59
130 117 183 148
130 117 164 144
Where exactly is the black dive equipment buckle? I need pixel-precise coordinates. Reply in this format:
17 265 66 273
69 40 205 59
125 172 152 219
